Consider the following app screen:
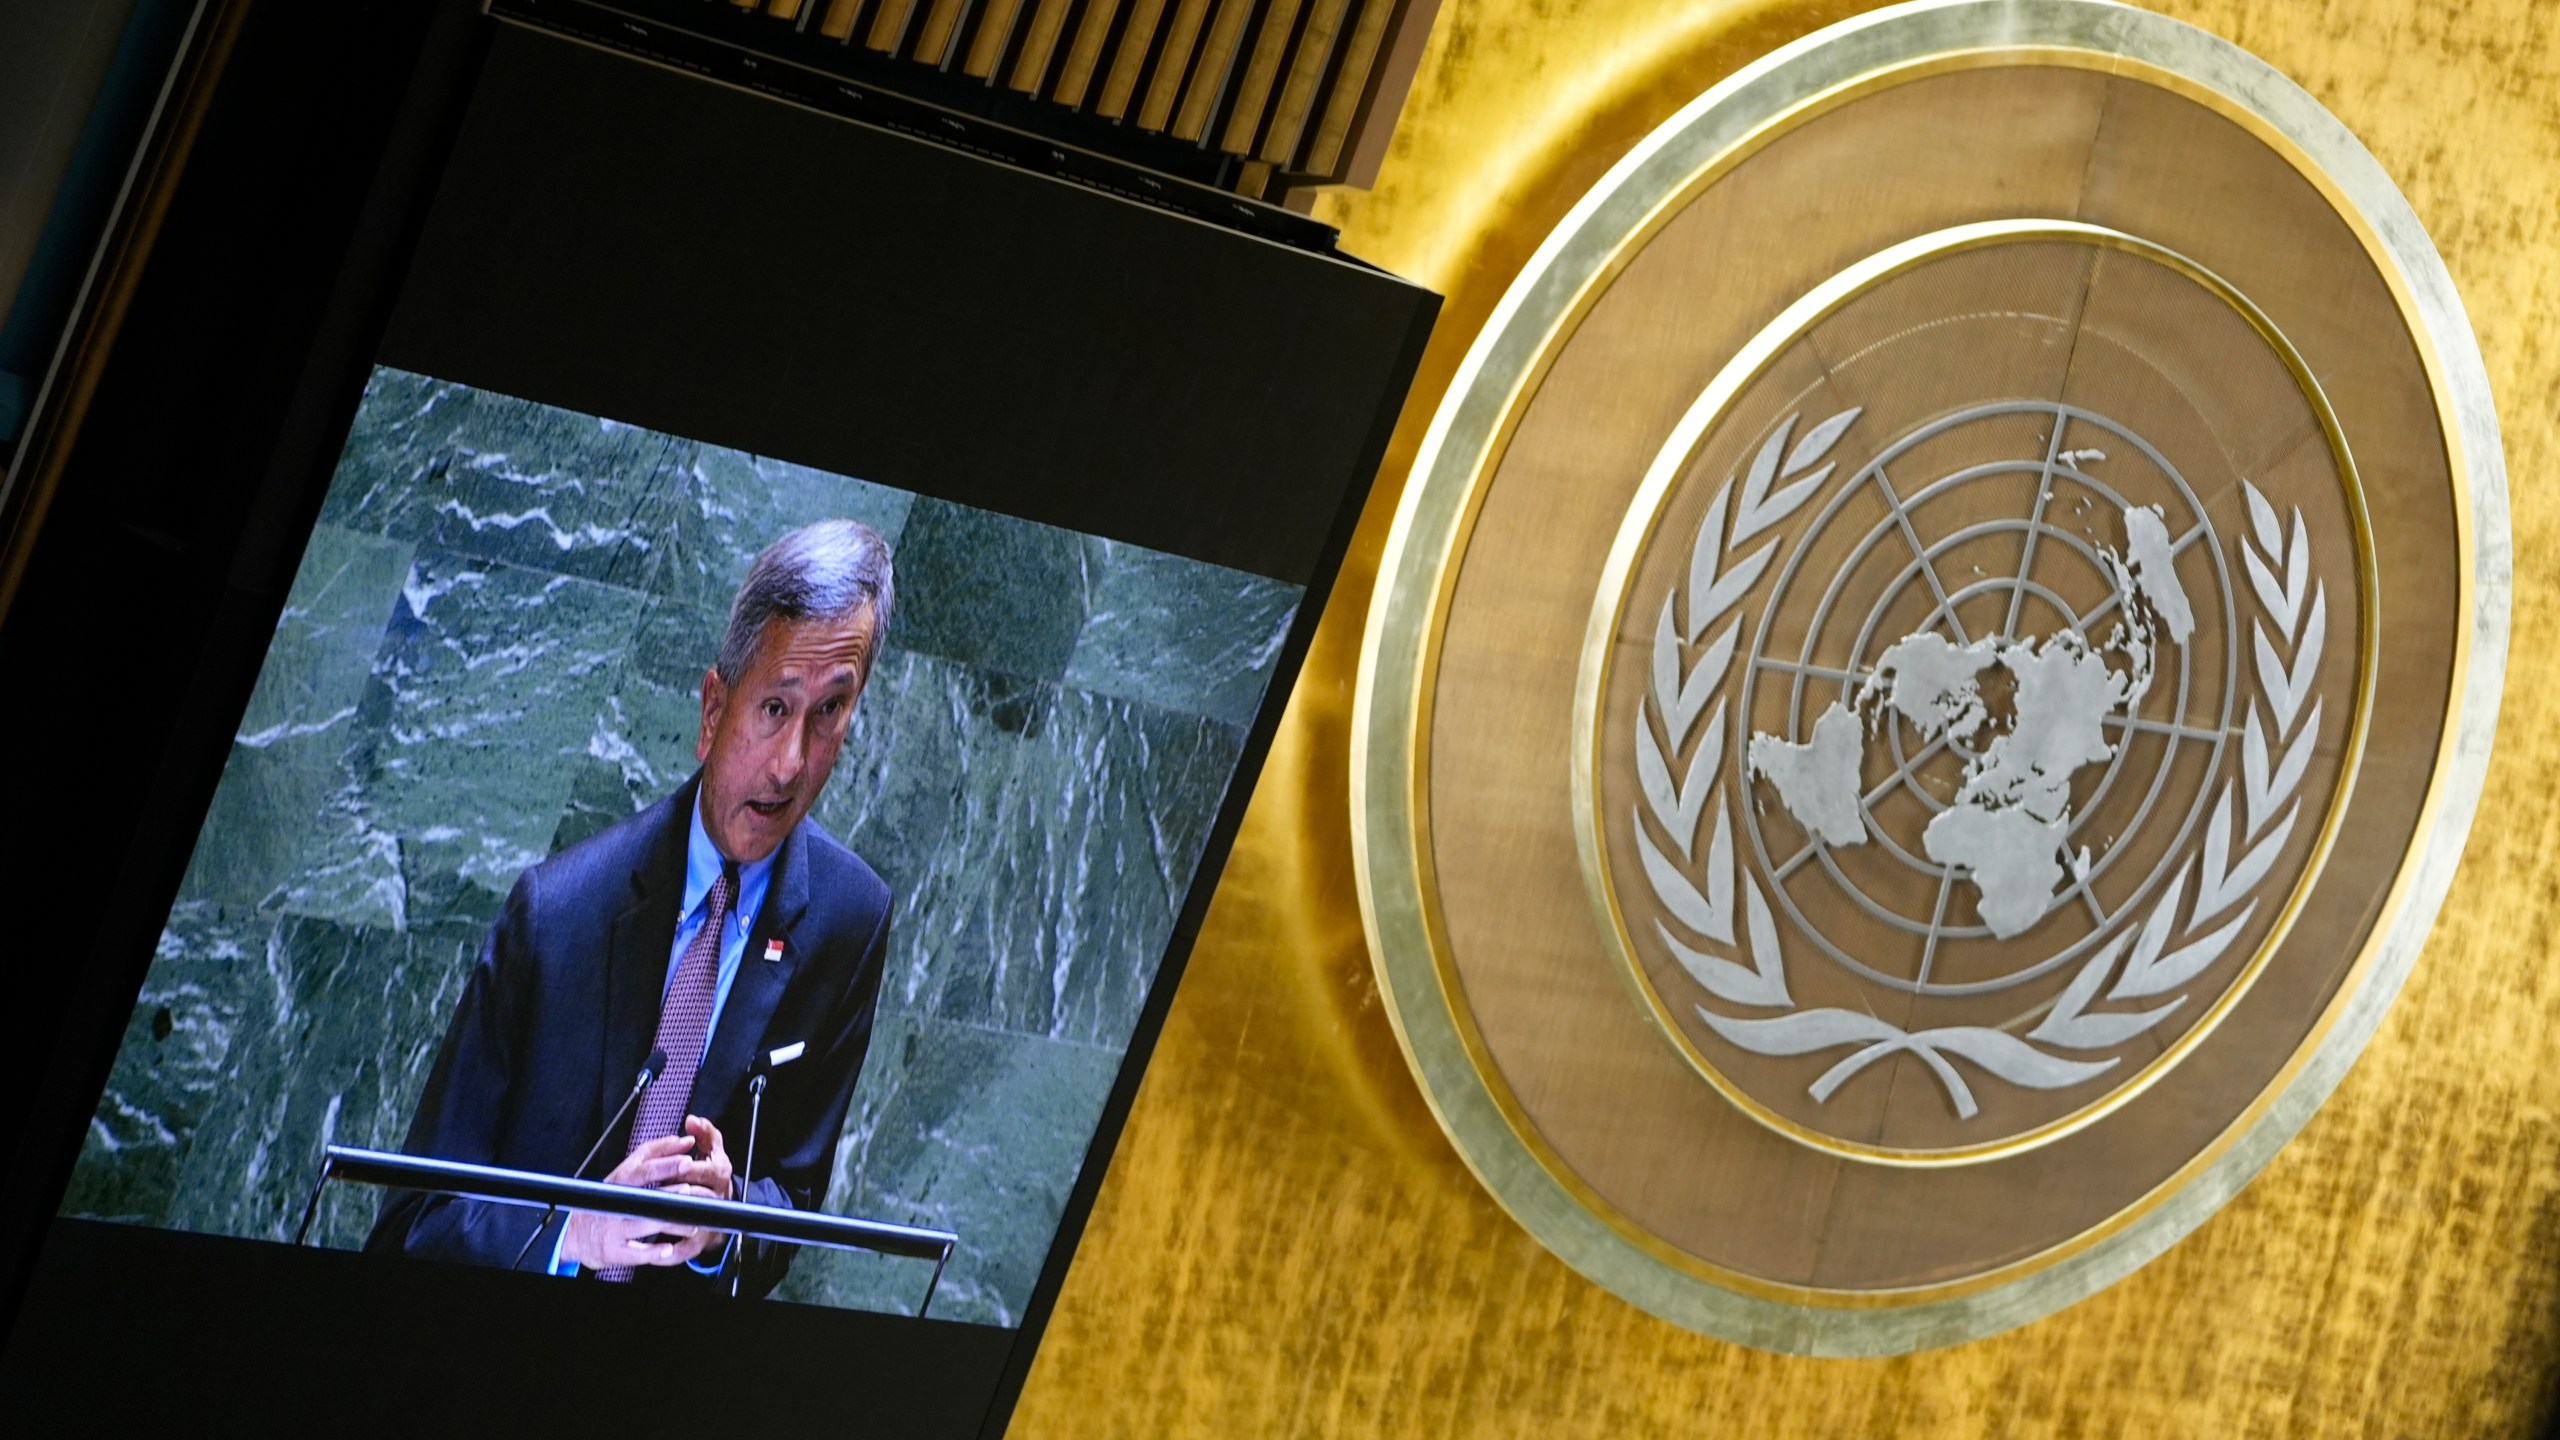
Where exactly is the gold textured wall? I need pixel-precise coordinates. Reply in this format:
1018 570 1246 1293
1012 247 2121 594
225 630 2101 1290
1009 1 2560 1433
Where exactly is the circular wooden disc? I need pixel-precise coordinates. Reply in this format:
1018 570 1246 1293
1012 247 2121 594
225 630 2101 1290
1354 0 2505 1354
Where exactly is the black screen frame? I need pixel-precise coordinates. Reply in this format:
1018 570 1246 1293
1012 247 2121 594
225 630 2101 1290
0 5 1434 1432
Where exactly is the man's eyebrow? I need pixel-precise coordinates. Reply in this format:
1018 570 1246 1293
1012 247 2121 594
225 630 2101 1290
768 664 864 691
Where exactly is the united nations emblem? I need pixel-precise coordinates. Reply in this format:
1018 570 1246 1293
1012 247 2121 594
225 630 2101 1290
1578 225 2366 1162
1355 0 2505 1354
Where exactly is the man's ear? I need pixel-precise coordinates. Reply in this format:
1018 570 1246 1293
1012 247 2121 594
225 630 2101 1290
697 667 726 765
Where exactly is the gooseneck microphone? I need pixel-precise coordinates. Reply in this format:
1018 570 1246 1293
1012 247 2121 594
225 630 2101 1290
509 1047 668 1271
726 1040 805 1296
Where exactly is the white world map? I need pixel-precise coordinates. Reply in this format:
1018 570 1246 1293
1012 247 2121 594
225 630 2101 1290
1747 504 2196 938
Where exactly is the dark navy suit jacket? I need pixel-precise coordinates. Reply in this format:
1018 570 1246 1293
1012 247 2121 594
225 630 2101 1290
366 776 891 1297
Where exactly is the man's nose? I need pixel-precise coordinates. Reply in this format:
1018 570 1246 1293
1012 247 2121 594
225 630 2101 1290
770 720 808 784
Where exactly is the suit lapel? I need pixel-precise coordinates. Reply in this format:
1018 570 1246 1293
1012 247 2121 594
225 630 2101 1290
598 781 695 1130
694 821 813 1119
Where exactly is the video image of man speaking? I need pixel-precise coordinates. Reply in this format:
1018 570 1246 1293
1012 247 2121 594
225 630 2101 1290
368 520 897 1296
62 369 1307 1324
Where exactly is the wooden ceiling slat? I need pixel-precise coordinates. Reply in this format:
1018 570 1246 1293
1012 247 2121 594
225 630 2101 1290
1004 0 1079 90
910 0 973 64
866 0 923 52
680 0 1428 190
1052 0 1127 106
1217 0 1306 154
1174 0 1263 144
1260 0 1352 164
1092 0 1170 118
1133 0 1214 130
819 0 869 40
1255 0 1344 162
1298 0 1433 181
960 0 1026 75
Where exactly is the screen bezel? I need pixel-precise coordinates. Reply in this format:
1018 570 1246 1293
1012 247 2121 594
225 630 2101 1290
0 6 1433 1432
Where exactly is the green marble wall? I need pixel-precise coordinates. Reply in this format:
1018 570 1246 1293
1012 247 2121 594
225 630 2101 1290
60 368 1302 1326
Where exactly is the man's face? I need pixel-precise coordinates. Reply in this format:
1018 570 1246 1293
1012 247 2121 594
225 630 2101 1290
695 605 877 864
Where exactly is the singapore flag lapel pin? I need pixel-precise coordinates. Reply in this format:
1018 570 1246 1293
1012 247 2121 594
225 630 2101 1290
763 938 786 963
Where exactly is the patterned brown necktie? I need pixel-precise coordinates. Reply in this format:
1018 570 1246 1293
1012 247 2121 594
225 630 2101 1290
597 863 734 1282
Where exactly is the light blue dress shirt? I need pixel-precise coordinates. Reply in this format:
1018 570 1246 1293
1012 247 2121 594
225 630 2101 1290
550 796 777 1277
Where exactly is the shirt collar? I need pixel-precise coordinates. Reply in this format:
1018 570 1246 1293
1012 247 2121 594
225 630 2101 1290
684 792 778 932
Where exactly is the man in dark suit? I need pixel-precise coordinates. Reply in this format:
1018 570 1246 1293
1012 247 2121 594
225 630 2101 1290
369 519 896 1297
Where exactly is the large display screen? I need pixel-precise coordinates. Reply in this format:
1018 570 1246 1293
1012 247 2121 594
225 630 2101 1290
2 13 1431 1432
61 366 1298 1325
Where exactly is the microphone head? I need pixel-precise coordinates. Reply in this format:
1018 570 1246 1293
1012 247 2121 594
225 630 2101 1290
746 1042 802 1094
641 1046 670 1084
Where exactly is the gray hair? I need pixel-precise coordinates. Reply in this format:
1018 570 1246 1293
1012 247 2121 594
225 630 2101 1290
714 519 896 684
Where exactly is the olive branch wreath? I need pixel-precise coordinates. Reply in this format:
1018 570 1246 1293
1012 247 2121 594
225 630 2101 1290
1630 406 2325 1120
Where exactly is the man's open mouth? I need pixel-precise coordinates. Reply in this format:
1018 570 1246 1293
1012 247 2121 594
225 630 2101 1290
744 798 790 818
